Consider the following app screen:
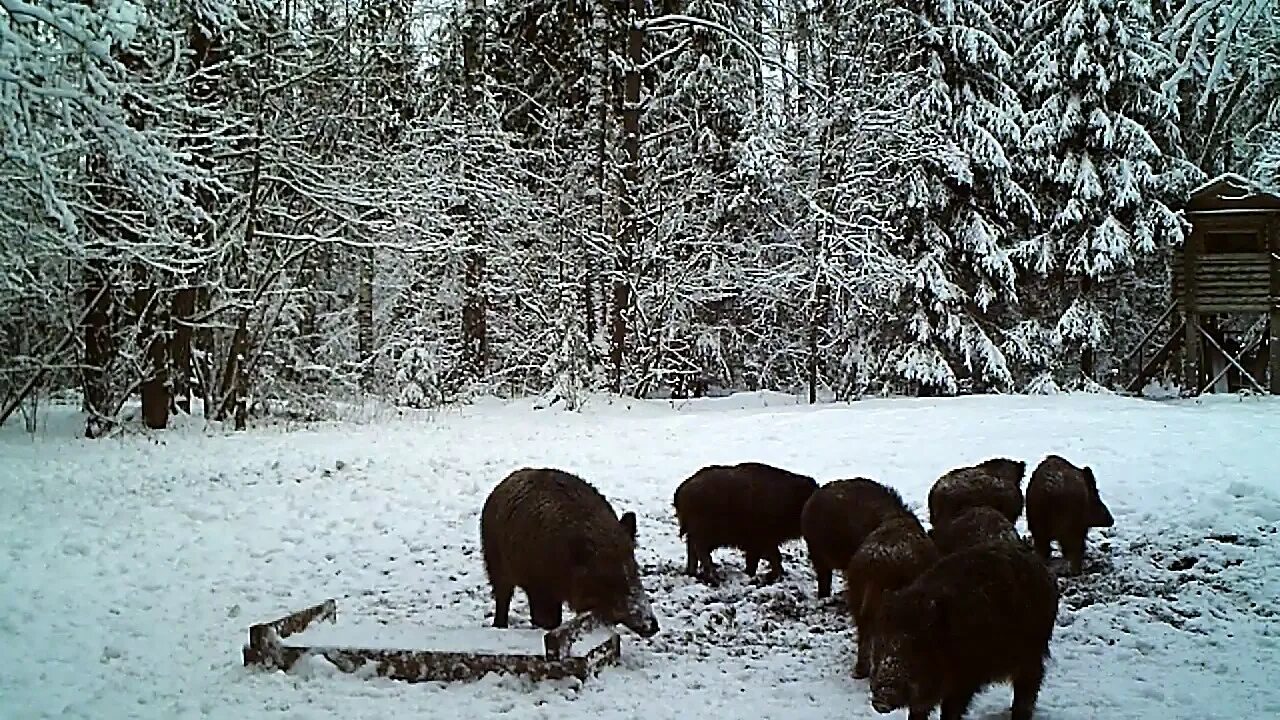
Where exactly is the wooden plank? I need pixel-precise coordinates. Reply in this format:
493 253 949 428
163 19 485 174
1172 251 1271 267
1175 288 1272 299
1172 266 1272 276
1172 274 1274 285
1191 301 1273 312
243 599 337 667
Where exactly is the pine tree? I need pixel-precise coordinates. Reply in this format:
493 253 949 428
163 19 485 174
1018 0 1201 388
885 0 1038 395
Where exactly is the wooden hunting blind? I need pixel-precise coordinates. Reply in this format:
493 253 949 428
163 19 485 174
1132 173 1280 395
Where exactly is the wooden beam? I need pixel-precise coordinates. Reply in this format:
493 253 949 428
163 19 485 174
1271 220 1279 394
1183 230 1202 394
1126 319 1186 393
1200 325 1269 394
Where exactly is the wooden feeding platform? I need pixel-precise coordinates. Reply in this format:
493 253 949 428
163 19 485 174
242 599 621 683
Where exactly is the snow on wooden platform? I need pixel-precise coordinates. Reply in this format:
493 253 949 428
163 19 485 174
291 623 553 656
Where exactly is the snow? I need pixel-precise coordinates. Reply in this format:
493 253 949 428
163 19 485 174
289 621 548 655
3 391 1280 719
285 618 613 658
1188 171 1280 200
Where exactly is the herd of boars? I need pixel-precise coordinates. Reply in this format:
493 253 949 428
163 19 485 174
479 454 1115 720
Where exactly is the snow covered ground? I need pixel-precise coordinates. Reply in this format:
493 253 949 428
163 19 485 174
2 391 1279 719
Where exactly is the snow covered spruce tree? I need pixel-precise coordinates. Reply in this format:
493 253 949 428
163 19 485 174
1017 0 1201 390
875 0 1038 396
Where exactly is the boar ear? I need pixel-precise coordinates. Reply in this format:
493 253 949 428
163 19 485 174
620 511 637 540
568 536 592 569
1083 466 1096 487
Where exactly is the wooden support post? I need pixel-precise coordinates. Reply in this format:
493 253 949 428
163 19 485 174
1270 220 1279 394
1183 231 1202 395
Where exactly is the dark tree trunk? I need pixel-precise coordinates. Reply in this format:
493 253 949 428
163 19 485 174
81 259 113 438
133 276 171 430
1080 275 1096 381
357 247 375 389
610 0 645 393
176 13 224 415
218 313 250 431
460 0 489 382
170 287 196 413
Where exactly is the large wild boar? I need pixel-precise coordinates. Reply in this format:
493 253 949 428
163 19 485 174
480 468 660 637
1026 454 1115 575
845 513 939 678
927 458 1027 528
801 478 914 598
869 541 1059 720
930 505 1021 555
674 462 818 584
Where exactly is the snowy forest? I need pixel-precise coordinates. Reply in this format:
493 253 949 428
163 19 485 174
1 0 1278 435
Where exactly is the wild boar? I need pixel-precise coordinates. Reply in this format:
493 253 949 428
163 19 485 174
928 457 1027 528
1026 454 1115 575
930 505 1021 555
801 478 915 598
845 513 939 678
480 467 659 637
674 462 818 584
869 541 1059 720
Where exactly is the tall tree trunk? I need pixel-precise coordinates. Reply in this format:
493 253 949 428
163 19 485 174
357 245 375 389
794 5 811 117
133 273 170 430
175 11 224 415
218 313 251 430
170 287 195 413
610 0 645 393
461 0 489 382
1080 276 1096 381
584 0 611 352
81 257 113 438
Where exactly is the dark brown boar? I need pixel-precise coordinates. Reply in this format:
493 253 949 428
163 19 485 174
930 505 1021 555
1026 454 1115 575
480 467 659 637
869 541 1059 720
801 478 914 598
845 513 939 679
674 461 818 585
927 457 1027 528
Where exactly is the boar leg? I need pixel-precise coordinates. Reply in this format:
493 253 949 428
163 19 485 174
939 686 977 720
906 706 933 720
528 589 564 630
814 563 833 599
852 631 872 679
744 551 760 577
694 542 720 585
851 586 876 679
492 582 514 628
1063 533 1086 576
1011 659 1046 720
760 545 784 584
1031 531 1052 562
684 537 699 576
